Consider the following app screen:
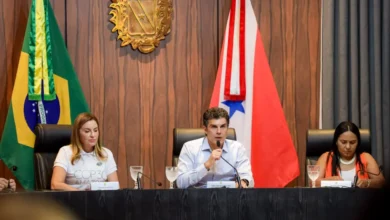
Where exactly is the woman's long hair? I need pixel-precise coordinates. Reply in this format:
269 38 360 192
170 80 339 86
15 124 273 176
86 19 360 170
326 121 364 175
70 112 107 165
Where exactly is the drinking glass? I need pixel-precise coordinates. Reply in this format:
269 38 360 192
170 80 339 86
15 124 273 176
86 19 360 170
307 165 320 188
130 166 143 189
165 166 179 189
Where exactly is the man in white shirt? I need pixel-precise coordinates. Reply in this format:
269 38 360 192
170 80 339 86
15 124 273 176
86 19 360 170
177 107 253 188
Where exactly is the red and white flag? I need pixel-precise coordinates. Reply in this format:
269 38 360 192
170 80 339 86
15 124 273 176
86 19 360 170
210 0 300 187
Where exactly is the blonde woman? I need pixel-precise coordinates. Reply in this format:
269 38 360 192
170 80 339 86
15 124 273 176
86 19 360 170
51 113 118 191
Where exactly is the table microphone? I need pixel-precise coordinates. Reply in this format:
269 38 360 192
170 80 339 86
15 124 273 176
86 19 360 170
216 140 242 188
353 165 383 187
137 172 163 190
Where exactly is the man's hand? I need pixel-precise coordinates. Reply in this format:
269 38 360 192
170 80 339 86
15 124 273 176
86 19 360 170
235 180 248 188
8 179 16 191
356 179 370 188
0 178 15 191
204 149 222 170
0 178 7 191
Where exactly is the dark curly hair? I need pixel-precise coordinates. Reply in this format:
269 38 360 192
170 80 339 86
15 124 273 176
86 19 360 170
202 107 230 127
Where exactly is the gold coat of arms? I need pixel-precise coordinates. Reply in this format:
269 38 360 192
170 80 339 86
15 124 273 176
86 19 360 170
109 0 173 53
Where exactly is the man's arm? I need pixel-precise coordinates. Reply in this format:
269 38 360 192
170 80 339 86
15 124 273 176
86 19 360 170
176 144 209 188
235 144 254 187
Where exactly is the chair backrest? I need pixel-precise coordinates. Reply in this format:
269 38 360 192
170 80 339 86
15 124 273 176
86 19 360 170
34 124 72 190
172 128 237 166
305 129 370 185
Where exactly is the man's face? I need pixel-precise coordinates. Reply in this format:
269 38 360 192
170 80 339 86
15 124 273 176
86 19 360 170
204 118 228 147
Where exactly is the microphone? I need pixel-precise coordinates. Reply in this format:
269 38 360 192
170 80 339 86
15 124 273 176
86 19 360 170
137 172 163 189
353 165 383 187
216 140 243 188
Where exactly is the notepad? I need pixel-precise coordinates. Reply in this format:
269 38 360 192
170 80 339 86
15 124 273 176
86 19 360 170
321 180 352 188
90 182 120 190
206 181 236 188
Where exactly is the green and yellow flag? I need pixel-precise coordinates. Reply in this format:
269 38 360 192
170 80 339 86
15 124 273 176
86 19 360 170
0 0 89 190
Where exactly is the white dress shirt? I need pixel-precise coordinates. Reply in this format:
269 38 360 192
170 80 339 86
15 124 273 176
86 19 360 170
177 137 253 188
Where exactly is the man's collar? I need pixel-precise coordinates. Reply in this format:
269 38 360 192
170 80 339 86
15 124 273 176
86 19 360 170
201 138 229 152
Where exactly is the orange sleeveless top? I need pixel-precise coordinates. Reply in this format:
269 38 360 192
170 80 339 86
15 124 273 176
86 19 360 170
325 152 369 179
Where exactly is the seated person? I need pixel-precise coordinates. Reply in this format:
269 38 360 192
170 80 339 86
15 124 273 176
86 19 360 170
51 112 119 191
177 107 253 188
315 121 385 188
0 178 16 191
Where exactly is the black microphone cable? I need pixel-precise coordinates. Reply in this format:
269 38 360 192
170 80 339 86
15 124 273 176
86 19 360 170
137 172 163 190
354 166 383 188
216 140 243 188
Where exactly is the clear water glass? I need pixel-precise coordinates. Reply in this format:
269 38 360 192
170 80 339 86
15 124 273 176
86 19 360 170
307 165 320 188
165 166 179 189
130 166 143 189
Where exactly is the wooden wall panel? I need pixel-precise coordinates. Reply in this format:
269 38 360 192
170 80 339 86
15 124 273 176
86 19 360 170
218 0 321 186
0 0 320 189
0 0 29 187
66 0 218 188
50 0 66 40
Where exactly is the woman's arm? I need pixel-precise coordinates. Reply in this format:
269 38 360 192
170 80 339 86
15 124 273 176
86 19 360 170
51 166 79 191
107 171 119 182
107 171 120 189
357 153 386 188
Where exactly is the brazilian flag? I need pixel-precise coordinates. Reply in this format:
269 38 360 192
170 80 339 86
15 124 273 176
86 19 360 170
0 0 89 190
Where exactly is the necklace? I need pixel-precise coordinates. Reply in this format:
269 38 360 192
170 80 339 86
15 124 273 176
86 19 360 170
339 155 356 165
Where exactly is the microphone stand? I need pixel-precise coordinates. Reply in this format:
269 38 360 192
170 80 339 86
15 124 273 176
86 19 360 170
220 156 242 189
137 172 163 190
136 172 142 190
217 140 243 189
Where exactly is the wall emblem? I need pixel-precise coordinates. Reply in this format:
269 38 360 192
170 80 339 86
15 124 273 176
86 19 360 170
109 0 173 53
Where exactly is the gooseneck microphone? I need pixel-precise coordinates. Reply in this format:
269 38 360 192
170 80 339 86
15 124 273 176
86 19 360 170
137 172 163 190
216 140 242 188
353 166 383 187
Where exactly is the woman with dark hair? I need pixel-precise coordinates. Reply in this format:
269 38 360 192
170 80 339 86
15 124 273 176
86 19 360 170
315 121 385 188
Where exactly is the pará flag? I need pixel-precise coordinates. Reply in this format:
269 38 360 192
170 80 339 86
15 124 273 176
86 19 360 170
210 0 300 187
0 0 89 190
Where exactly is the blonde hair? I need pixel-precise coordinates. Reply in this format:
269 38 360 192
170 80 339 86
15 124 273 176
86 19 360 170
70 112 106 165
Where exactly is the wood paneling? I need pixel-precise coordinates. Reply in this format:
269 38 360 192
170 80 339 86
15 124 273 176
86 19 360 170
66 0 219 188
0 0 29 188
0 0 320 188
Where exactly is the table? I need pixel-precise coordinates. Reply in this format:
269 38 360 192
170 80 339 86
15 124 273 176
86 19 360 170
0 188 387 220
